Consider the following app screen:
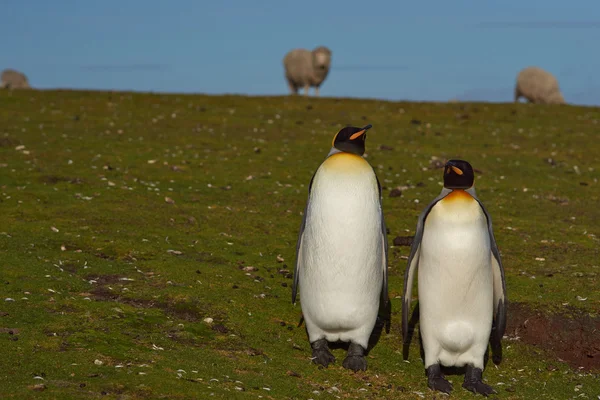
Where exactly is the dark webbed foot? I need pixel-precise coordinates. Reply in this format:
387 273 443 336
342 342 367 371
426 364 453 394
310 339 335 367
462 364 497 396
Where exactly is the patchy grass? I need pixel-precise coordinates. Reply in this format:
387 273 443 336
0 89 599 399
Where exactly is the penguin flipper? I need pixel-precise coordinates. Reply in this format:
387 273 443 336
375 175 389 306
402 189 451 346
292 203 308 304
380 219 388 305
490 242 507 339
488 232 507 365
292 172 316 305
292 206 306 305
401 243 419 345
490 254 507 361
489 228 507 357
374 174 392 333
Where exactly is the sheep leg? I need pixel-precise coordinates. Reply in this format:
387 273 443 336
514 87 521 103
314 87 320 97
287 80 298 95
303 84 310 97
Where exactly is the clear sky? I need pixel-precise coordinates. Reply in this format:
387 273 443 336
2 0 600 105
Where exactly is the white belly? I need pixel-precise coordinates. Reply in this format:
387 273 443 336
417 196 494 368
298 160 383 347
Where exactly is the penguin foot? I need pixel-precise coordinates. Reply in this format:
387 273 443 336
310 339 335 367
426 364 453 394
342 343 367 372
462 365 496 396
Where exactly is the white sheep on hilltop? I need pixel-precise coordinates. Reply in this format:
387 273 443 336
1 69 31 89
283 46 332 96
514 66 565 104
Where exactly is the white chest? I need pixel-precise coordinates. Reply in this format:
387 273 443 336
420 193 491 275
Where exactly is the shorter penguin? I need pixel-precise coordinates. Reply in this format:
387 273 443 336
292 124 389 372
402 159 507 396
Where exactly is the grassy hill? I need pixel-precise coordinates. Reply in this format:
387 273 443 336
1 89 599 399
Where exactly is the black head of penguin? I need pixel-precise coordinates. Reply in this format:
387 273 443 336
332 124 372 156
443 159 475 189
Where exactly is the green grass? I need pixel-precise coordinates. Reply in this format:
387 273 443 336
0 89 599 399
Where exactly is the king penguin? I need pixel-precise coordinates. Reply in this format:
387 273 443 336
292 124 389 372
402 159 507 396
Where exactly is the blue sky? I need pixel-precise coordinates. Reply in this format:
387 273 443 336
2 0 600 105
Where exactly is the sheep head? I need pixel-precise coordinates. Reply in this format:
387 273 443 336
547 91 566 104
312 46 332 72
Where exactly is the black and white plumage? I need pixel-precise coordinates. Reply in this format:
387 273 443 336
292 124 388 372
402 159 507 396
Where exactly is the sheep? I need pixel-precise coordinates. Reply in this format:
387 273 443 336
1 69 31 89
514 66 565 104
283 46 332 96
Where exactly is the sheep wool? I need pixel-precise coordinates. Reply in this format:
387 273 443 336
514 66 565 104
283 46 332 97
1 69 31 89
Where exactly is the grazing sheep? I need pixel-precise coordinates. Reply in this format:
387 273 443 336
283 46 332 96
1 69 31 89
514 66 565 104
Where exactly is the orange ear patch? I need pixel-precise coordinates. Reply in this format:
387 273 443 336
349 129 366 140
451 166 463 175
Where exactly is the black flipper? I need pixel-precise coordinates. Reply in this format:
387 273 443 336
374 174 390 332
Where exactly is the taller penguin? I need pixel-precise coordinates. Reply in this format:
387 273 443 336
402 159 507 396
292 124 389 372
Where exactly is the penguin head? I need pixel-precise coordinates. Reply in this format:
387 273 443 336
331 124 372 156
443 159 475 189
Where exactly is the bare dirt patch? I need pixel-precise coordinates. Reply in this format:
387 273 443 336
86 274 226 324
0 137 21 147
0 328 20 334
39 175 85 185
506 302 600 371
392 235 414 247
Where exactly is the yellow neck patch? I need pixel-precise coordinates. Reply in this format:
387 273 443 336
321 152 371 173
442 189 474 203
